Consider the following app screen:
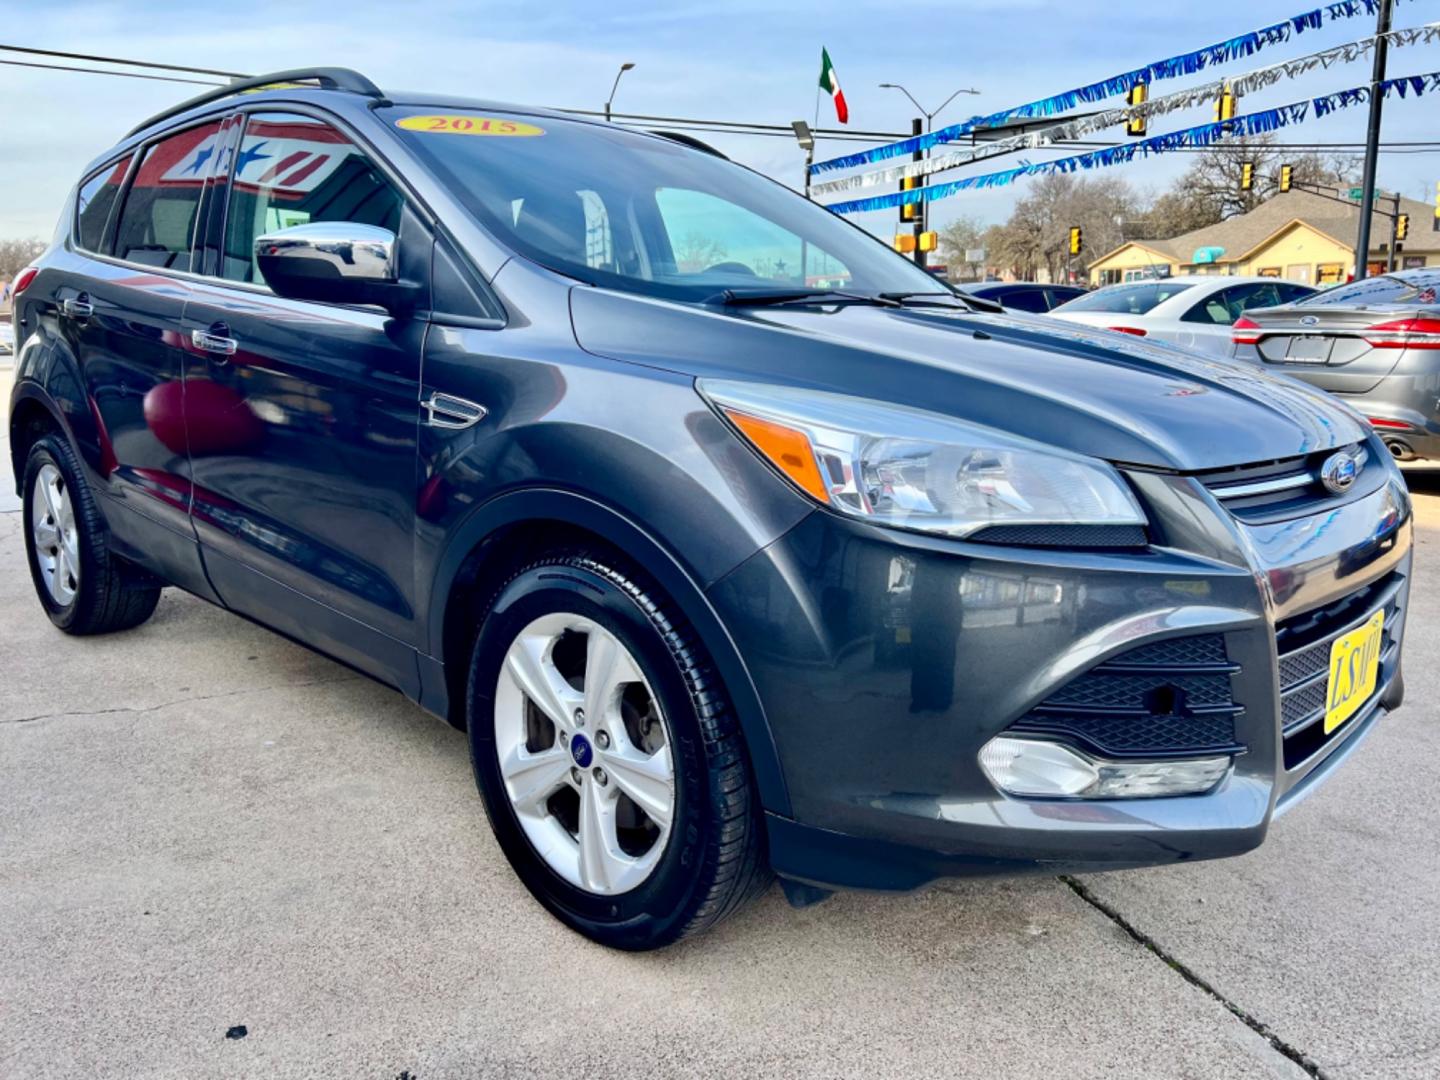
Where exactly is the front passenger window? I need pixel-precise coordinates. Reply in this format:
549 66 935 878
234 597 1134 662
222 112 403 284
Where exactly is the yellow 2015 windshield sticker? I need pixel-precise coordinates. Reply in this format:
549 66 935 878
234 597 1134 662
396 115 545 137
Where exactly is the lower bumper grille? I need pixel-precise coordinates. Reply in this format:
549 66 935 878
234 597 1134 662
1275 572 1404 770
1010 633 1244 759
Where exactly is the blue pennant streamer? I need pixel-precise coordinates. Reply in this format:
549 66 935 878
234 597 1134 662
810 0 1391 175
824 72 1438 216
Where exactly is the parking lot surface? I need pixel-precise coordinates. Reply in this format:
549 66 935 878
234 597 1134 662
3 366 1438 1079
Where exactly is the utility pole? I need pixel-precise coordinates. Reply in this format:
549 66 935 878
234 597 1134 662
911 117 926 268
1353 0 1393 279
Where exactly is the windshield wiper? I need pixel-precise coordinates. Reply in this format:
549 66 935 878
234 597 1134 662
880 290 1003 313
707 287 902 308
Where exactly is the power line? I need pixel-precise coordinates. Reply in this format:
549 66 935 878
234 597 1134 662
0 58 223 86
0 44 243 78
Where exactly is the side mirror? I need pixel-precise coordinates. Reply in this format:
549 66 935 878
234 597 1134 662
254 222 420 315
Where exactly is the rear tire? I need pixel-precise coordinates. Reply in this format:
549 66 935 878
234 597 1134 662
22 435 161 635
467 550 771 950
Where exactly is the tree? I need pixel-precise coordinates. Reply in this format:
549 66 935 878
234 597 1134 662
1136 136 1357 239
984 174 1143 282
0 237 46 282
935 215 987 279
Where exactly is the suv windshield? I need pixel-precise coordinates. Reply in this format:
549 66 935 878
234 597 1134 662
384 108 944 302
1298 270 1440 308
1053 281 1195 315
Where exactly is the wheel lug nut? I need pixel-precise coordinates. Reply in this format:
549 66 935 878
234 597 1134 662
571 767 583 785
593 767 608 786
574 708 586 727
595 730 610 750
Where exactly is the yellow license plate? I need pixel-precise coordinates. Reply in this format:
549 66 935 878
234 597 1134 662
1324 610 1385 735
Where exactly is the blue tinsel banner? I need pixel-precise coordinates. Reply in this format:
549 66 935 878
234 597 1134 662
810 0 1393 175
824 71 1440 215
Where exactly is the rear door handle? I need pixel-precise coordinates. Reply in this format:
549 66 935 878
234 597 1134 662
422 392 487 430
62 296 93 319
191 328 238 358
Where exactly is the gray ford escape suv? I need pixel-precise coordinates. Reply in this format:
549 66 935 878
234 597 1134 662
7 69 1413 949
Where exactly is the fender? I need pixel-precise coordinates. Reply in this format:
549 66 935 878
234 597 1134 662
7 373 82 492
7 317 100 491
423 486 794 818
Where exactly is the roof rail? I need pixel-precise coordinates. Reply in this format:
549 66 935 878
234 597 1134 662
648 130 729 160
125 67 385 137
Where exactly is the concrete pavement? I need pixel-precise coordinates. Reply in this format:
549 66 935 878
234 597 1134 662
2 366 1436 1077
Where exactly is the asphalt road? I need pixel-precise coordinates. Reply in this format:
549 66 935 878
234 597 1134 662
3 365 1438 1079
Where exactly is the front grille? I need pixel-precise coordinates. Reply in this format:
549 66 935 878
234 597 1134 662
1276 572 1404 769
968 524 1149 549
1193 443 1381 523
1009 633 1244 759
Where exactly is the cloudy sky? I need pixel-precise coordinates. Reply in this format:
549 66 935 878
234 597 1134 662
2 0 1438 242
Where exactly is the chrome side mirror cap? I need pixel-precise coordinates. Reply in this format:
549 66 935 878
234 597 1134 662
255 223 418 314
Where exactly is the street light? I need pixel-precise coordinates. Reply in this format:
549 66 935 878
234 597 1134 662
879 83 981 264
605 61 636 122
791 119 815 198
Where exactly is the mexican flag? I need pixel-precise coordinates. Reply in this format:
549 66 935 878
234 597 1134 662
818 48 848 124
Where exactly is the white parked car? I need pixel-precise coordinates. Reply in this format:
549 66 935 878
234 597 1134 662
0 318 15 357
1050 275 1316 356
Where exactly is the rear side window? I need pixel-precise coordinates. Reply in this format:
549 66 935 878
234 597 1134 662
996 287 1049 313
75 155 133 253
222 111 403 284
113 121 223 269
1299 270 1440 308
1055 281 1194 315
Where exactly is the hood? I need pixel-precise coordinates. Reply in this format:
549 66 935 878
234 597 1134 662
568 287 1367 471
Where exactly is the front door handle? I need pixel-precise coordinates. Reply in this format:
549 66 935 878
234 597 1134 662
62 295 93 319
422 392 487 430
191 328 238 358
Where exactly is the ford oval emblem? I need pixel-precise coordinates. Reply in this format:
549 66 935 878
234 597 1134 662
1320 451 1359 495
570 733 594 768
1299 315 1319 326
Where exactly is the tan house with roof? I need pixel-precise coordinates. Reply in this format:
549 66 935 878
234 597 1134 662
1088 187 1440 287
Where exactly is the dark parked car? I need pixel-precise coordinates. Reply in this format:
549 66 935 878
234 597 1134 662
8 69 1413 949
957 281 1086 313
1231 268 1440 461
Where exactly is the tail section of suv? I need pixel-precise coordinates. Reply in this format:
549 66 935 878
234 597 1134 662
8 70 1413 949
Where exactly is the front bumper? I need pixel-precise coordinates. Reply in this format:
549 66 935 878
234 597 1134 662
707 460 1413 893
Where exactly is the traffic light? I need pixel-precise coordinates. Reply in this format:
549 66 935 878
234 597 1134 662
1397 213 1410 241
893 233 917 253
1240 162 1254 191
1068 226 1083 256
918 231 938 253
900 175 920 222
1434 180 1439 219
1214 87 1236 124
1279 164 1293 193
1126 82 1147 137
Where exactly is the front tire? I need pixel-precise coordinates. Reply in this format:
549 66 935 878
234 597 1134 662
467 551 770 950
22 434 161 635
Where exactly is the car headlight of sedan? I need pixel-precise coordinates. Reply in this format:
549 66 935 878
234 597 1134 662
701 380 1146 539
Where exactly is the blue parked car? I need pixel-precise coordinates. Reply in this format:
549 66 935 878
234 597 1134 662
7 69 1412 949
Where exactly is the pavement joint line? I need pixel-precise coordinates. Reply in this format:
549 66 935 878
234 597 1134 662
1061 875 1329 1080
1 674 366 726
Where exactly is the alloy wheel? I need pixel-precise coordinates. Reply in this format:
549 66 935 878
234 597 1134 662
32 463 80 607
494 613 675 896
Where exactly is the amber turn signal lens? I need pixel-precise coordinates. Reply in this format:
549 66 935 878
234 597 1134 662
723 409 830 504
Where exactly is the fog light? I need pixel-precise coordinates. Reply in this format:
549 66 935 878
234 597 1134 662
979 736 1231 799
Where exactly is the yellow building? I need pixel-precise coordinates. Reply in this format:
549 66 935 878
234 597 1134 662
1088 187 1440 287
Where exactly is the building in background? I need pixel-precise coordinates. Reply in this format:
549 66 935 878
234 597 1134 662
1088 187 1440 287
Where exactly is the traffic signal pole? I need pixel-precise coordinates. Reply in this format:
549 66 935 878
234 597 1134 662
1353 0 1393 280
912 117 926 269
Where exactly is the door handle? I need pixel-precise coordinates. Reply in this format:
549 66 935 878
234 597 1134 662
422 392 487 430
62 296 93 319
191 328 238 359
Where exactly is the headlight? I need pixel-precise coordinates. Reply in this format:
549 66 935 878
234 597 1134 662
701 380 1145 539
